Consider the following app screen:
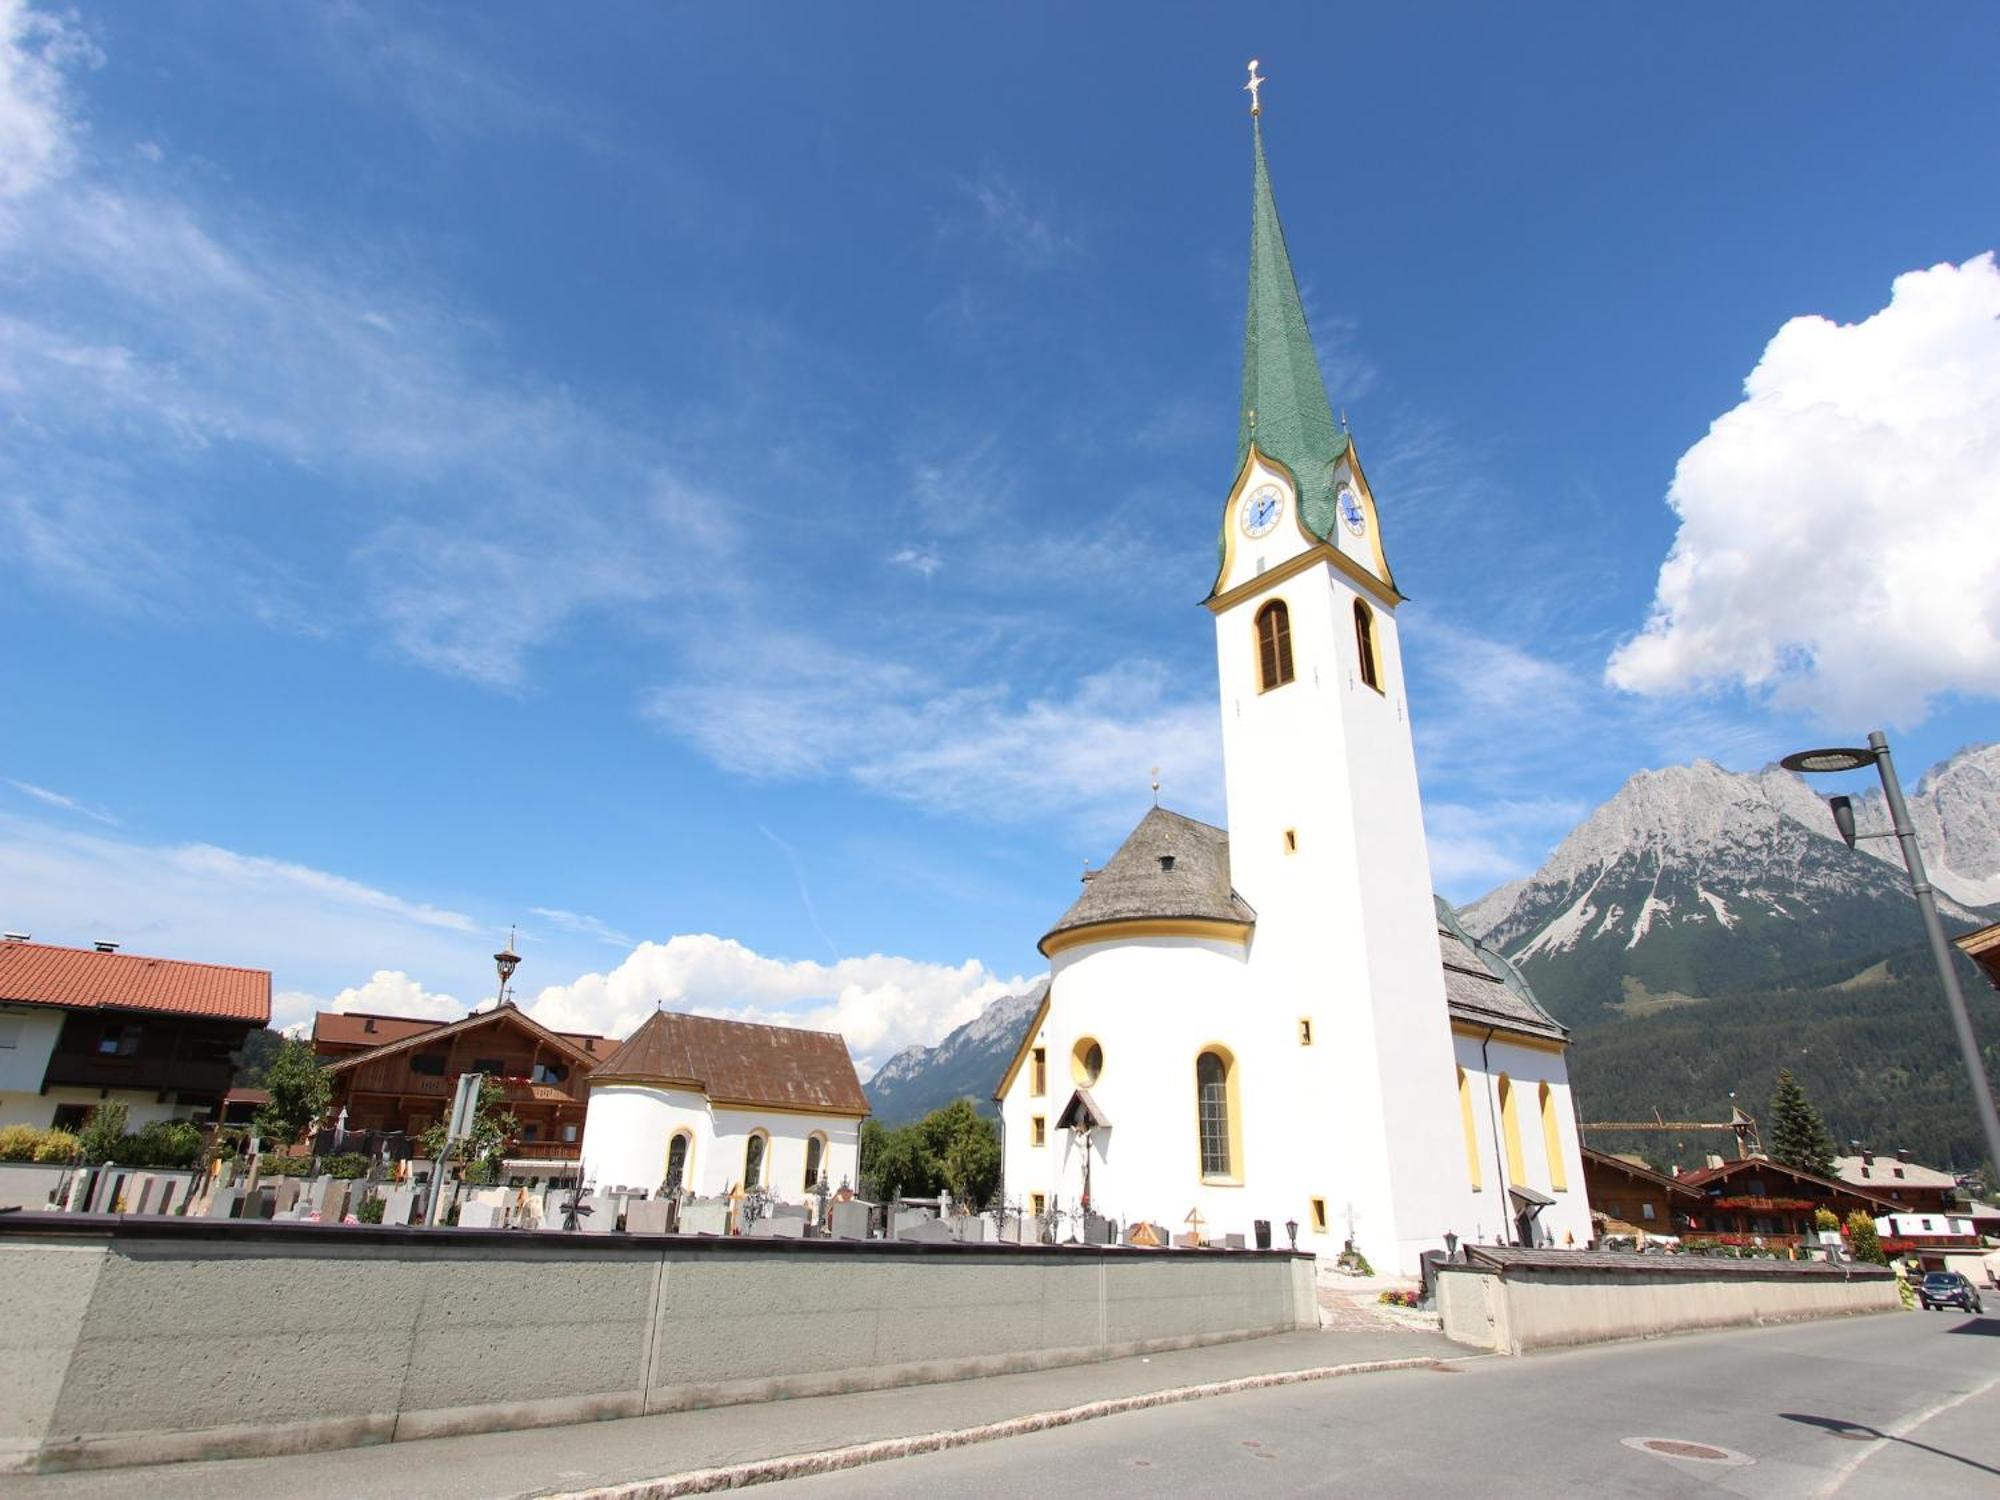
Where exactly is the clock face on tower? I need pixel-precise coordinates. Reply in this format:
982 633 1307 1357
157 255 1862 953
1336 483 1367 537
1240 483 1284 539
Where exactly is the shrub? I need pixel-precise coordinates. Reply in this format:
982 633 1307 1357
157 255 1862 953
32 1128 81 1163
323 1153 370 1180
0 1124 42 1161
127 1120 204 1169
356 1196 386 1224
1813 1207 1840 1232
255 1155 314 1177
77 1103 131 1165
1845 1210 1888 1266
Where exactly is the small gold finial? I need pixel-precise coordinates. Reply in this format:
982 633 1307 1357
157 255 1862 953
1150 766 1161 804
1247 407 1257 441
1245 59 1265 117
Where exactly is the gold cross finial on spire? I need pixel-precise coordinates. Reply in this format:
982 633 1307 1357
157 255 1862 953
1245 59 1266 116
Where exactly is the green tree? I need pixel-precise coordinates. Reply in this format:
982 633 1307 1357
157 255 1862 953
858 1100 1001 1208
1845 1208 1888 1266
418 1078 520 1181
1768 1068 1836 1178
254 1038 331 1147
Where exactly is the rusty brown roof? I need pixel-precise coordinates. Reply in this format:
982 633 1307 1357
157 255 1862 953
312 1011 445 1051
0 939 269 1024
591 1010 869 1117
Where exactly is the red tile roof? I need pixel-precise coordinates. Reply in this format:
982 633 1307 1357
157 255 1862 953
592 1011 869 1117
0 940 270 1024
312 1011 447 1051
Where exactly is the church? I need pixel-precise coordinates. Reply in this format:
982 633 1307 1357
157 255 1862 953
994 83 1590 1275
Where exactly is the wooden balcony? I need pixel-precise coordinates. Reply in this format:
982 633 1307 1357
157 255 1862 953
505 1140 583 1162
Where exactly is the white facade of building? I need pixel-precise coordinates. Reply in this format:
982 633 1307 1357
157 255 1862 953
582 1084 859 1202
996 116 1589 1274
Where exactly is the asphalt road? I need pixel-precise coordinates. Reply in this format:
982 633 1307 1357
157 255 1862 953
756 1313 2000 1499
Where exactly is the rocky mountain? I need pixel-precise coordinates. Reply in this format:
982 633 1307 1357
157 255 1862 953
1460 744 2000 1025
864 984 1045 1125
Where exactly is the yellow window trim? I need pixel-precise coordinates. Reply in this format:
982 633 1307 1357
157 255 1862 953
1457 1066 1482 1191
1194 1042 1244 1187
1498 1075 1526 1184
1539 1081 1569 1192
1030 1046 1047 1098
1309 1197 1328 1233
1031 1115 1046 1148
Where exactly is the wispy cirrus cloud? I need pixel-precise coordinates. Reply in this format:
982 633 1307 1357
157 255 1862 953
949 169 1080 271
530 906 635 949
5 778 117 826
0 1 736 689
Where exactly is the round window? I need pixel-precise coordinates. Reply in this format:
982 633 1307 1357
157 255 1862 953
1071 1037 1103 1086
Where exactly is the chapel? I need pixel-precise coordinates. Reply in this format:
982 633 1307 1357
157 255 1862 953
994 83 1591 1273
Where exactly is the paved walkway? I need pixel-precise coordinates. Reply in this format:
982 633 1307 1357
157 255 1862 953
0 1329 1460 1500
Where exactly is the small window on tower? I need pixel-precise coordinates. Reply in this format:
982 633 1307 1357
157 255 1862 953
1298 1018 1312 1046
1031 1115 1046 1148
1255 600 1295 692
1354 599 1381 692
1030 1047 1046 1097
1283 829 1298 854
1031 1192 1047 1218
1310 1197 1329 1234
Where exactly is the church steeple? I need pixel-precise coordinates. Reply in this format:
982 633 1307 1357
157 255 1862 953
1236 115 1351 544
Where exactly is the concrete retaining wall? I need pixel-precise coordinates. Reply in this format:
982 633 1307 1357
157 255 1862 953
1437 1250 1900 1355
0 1215 1316 1474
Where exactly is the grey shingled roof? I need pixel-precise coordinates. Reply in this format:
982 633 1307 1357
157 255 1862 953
1435 896 1568 1043
1039 808 1257 954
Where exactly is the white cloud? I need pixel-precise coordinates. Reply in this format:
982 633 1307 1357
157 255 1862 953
5 777 116 825
1608 254 2000 727
887 545 942 579
530 906 634 949
952 171 1077 270
276 970 466 1034
0 2 735 688
525 935 1033 1074
648 640 1221 832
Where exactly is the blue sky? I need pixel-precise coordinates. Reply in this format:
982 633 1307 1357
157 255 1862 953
3 3 1997 1063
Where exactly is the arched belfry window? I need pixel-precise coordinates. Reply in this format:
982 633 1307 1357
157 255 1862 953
1196 1049 1237 1181
1354 599 1380 692
1255 600 1295 692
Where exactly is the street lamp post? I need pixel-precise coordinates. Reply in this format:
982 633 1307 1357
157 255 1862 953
1782 732 2000 1176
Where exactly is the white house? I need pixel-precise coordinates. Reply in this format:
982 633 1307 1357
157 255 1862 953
994 105 1590 1273
579 1010 866 1203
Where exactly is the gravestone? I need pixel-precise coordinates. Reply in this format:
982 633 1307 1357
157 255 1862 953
891 1208 935 1240
1221 1233 1245 1250
274 1179 302 1216
1082 1213 1114 1245
953 1216 988 1243
121 1174 154 1215
577 1195 619 1234
1124 1221 1166 1248
89 1170 124 1215
678 1198 731 1237
64 1170 93 1214
206 1188 243 1220
829 1200 872 1241
898 1216 955 1245
749 1216 805 1238
381 1187 416 1226
769 1203 809 1223
319 1183 351 1222
996 1216 1031 1245
625 1199 671 1236
1172 1232 1203 1249
458 1201 500 1229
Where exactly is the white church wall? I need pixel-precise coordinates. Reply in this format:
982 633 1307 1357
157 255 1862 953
1453 1032 1592 1250
707 1105 858 1204
580 1083 707 1194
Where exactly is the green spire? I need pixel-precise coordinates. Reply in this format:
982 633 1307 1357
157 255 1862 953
1237 118 1349 541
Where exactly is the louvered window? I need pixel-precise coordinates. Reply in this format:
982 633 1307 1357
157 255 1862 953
1255 601 1294 691
1354 599 1380 691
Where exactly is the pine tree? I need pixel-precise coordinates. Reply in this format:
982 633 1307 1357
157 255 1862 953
1768 1068 1837 1178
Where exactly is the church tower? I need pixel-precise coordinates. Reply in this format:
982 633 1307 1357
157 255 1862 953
1207 93 1476 1271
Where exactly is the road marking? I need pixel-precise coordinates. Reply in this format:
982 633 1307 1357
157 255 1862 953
546 1356 1450 1499
1821 1367 2000 1497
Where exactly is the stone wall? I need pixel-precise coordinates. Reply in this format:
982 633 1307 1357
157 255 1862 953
1436 1247 1900 1355
0 1215 1315 1474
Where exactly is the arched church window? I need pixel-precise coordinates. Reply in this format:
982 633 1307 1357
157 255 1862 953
1072 1037 1103 1087
664 1131 691 1194
1354 599 1380 692
1196 1049 1235 1180
1457 1067 1482 1191
1538 1082 1568 1192
1497 1075 1526 1184
1255 600 1294 692
804 1132 825 1191
744 1131 767 1191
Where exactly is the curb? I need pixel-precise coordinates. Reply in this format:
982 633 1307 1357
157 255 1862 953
550 1355 1449 1498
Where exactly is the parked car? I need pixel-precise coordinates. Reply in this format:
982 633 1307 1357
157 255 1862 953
1917 1271 1984 1313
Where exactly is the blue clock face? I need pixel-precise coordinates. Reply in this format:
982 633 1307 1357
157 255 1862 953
1337 484 1367 537
1241 484 1283 539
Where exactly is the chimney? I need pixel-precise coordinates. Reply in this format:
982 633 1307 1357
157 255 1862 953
93 941 120 954
1895 1147 1912 1164
1861 1147 1874 1165
1 932 28 943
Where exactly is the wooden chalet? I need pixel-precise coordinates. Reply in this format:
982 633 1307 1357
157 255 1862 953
1580 1147 1703 1239
318 1003 613 1165
1676 1155 1901 1249
1954 920 2000 991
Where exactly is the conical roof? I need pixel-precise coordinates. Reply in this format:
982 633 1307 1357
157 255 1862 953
1235 119 1351 544
1039 807 1257 955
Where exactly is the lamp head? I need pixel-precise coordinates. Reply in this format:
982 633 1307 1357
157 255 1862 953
1781 747 1876 775
1828 794 1858 849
